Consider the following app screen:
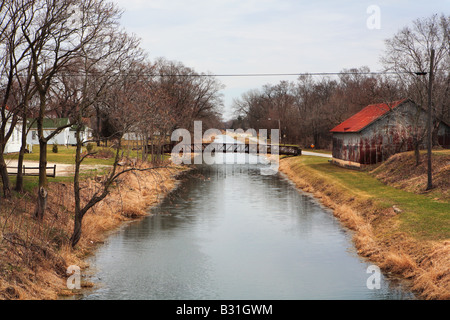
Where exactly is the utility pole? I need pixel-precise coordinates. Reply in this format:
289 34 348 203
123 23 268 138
277 118 281 144
426 48 435 191
267 118 281 143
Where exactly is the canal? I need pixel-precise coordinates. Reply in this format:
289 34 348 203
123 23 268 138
83 137 414 300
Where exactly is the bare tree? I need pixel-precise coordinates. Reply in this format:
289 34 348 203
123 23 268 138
0 0 34 197
70 59 147 247
19 0 122 220
381 13 450 165
12 70 37 193
154 58 224 133
58 23 145 247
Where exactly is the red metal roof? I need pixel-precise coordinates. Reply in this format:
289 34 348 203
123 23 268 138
330 99 407 133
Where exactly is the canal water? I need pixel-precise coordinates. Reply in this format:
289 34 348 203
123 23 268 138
83 136 414 300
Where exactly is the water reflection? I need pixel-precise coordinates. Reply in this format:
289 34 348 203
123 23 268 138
84 138 415 300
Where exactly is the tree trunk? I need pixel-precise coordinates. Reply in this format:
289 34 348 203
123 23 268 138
34 140 48 220
69 131 121 248
96 107 101 147
426 48 434 191
15 116 28 193
71 126 82 247
142 134 148 161
35 186 48 221
414 141 421 166
313 132 319 149
151 132 155 164
70 210 83 247
0 153 11 198
71 125 87 248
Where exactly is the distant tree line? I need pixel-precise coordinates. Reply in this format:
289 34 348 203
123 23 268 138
231 14 449 150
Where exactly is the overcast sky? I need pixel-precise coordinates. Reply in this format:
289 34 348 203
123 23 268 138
112 0 449 120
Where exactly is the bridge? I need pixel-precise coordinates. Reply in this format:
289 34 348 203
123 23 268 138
160 142 302 156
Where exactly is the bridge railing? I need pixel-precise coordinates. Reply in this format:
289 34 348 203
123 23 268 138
164 142 301 156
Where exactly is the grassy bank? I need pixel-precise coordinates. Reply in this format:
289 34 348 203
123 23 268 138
0 161 189 299
370 150 450 202
279 153 449 300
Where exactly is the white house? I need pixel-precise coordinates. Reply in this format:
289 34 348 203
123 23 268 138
27 118 71 146
1 106 24 154
4 118 23 154
123 131 140 141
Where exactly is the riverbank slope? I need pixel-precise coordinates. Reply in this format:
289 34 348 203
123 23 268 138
279 152 449 300
0 162 190 299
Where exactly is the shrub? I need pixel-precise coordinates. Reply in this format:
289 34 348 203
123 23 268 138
86 143 95 153
52 144 58 153
97 148 115 159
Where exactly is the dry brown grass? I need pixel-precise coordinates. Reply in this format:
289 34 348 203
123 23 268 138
279 157 450 300
370 151 450 201
412 241 450 300
0 162 188 300
380 252 417 275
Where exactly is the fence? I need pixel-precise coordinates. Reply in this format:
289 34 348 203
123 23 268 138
7 165 57 178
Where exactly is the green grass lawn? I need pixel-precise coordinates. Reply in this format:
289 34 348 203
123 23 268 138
8 165 111 195
5 145 116 165
4 144 169 166
5 144 170 194
9 175 71 195
293 155 450 241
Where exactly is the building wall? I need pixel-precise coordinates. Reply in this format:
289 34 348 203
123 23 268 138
27 128 70 146
4 121 23 154
68 128 93 145
437 122 450 148
123 132 140 141
332 132 360 163
358 102 422 164
332 101 433 166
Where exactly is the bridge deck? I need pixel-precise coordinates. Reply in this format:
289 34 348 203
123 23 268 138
162 142 301 156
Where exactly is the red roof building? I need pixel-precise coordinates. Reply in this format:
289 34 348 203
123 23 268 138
330 99 406 133
330 99 450 168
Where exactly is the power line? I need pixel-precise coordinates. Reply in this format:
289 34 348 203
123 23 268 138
194 71 423 77
58 70 432 78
